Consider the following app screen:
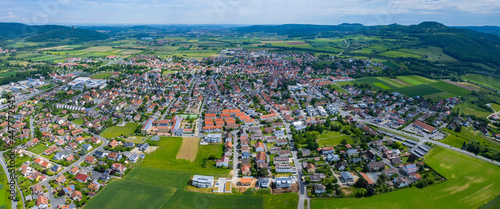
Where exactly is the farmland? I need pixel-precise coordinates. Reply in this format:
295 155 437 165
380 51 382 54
462 74 500 91
338 75 472 99
87 137 297 209
311 147 500 209
99 123 140 139
176 137 201 162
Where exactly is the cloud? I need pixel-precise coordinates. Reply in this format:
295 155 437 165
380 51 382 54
0 0 498 25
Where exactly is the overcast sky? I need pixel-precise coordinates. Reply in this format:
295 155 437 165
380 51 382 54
1 0 499 26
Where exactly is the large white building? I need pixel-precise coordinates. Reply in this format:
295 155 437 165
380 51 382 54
192 175 214 188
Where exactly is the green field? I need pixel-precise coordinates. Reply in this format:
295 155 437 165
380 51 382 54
317 131 353 147
441 128 500 150
462 74 500 91
142 137 227 175
312 147 500 209
90 72 115 79
28 144 49 155
99 123 139 139
71 119 83 125
453 103 492 118
396 75 436 86
490 103 500 112
0 164 10 209
428 80 471 97
177 114 199 119
87 137 297 209
37 83 55 90
84 179 177 209
379 51 421 58
391 84 442 97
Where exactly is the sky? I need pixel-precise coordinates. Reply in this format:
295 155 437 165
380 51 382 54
0 0 499 26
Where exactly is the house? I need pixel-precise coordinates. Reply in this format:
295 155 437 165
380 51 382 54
94 151 108 159
54 175 66 184
273 157 289 165
108 140 118 148
335 162 348 171
36 195 49 208
346 149 358 157
107 152 122 161
31 184 43 195
276 139 288 146
326 154 340 162
254 141 265 152
128 153 140 163
317 147 335 155
75 173 90 183
216 156 229 167
241 165 251 176
111 163 126 173
69 167 79 175
390 157 402 165
137 142 149 151
192 175 214 188
275 177 292 188
82 144 92 152
240 178 252 186
301 149 311 157
402 164 418 174
258 178 270 188
204 133 222 143
368 161 385 172
393 177 411 187
275 164 293 173
70 190 83 201
340 171 354 184
306 163 316 173
313 184 326 195
84 156 97 164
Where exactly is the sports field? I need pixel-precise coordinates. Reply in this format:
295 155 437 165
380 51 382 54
311 147 500 209
99 123 139 139
176 137 200 161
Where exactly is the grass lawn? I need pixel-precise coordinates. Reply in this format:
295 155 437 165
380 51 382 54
317 131 352 147
90 72 115 79
312 147 500 209
71 119 83 125
28 144 49 155
99 123 139 139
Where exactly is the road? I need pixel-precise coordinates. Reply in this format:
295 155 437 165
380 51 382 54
337 104 500 167
30 116 34 139
292 151 309 209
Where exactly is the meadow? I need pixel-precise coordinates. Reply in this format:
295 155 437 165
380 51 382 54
86 137 298 209
311 147 500 209
90 72 115 79
317 131 353 147
99 123 139 139
441 128 500 150
453 103 492 118
28 144 49 155
0 165 10 209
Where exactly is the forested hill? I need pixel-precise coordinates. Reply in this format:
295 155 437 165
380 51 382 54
0 23 109 42
453 26 500 36
236 22 500 68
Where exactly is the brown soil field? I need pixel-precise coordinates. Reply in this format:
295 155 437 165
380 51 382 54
176 137 200 161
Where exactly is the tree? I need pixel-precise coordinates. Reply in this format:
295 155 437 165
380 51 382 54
258 168 269 177
454 125 462 132
354 176 369 188
340 138 348 146
355 188 367 197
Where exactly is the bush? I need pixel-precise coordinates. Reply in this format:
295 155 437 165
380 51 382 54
256 188 271 194
243 188 256 195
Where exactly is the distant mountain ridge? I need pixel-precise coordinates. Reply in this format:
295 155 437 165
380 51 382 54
235 22 500 67
0 22 109 42
452 26 500 36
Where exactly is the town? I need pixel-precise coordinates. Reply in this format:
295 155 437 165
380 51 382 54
0 43 499 209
